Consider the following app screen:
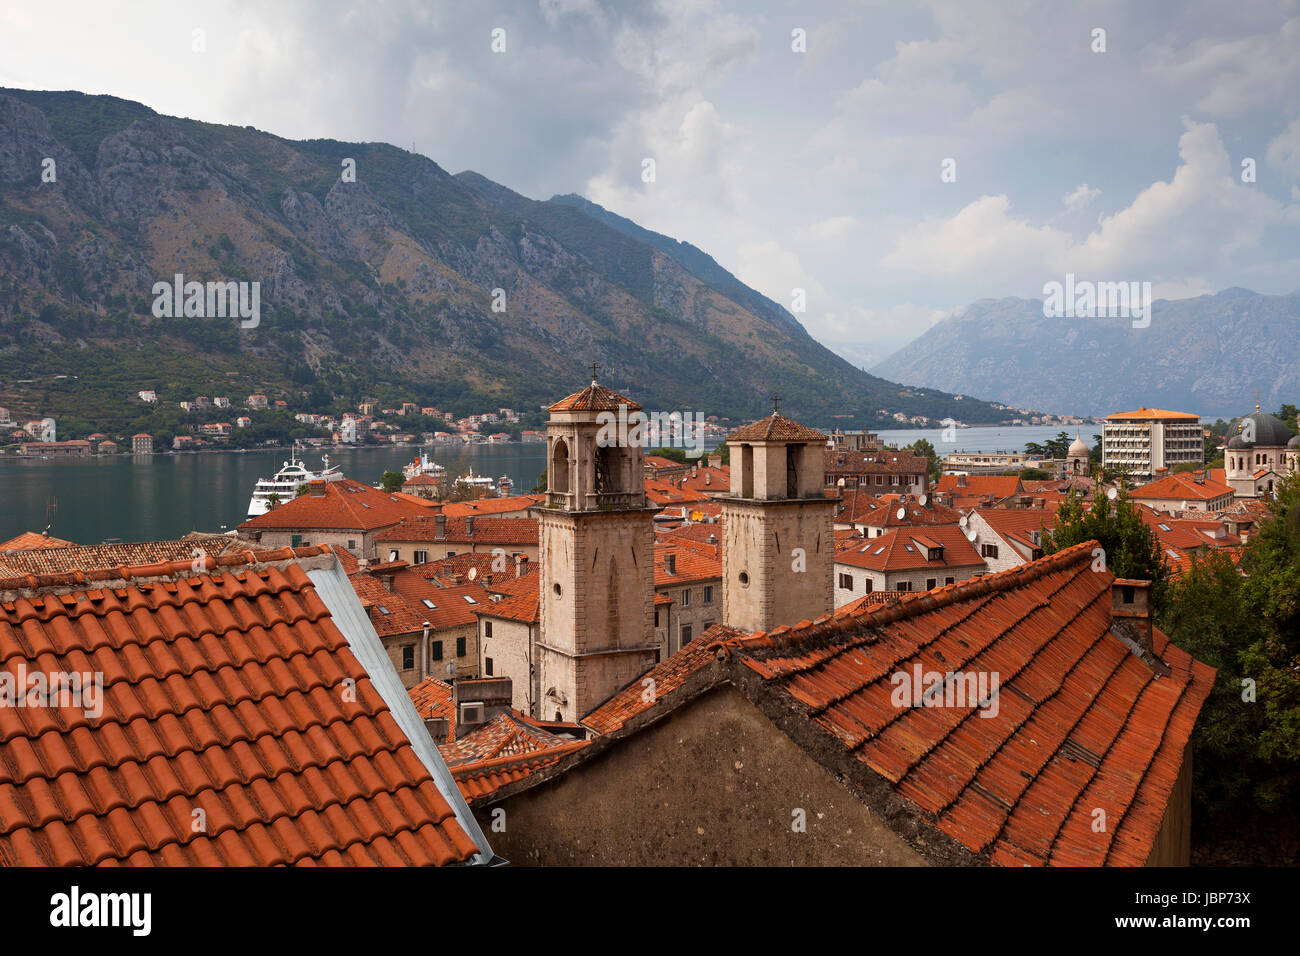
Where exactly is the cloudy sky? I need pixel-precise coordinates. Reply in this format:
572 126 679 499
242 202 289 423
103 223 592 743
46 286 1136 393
3 0 1298 367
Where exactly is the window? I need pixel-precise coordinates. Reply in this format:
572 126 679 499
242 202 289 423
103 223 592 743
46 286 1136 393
926 578 936 590
291 534 302 548
681 589 691 607
654 610 660 627
456 636 466 657
681 624 693 645
485 657 494 676
838 572 854 590
446 550 456 558
981 544 999 559
347 539 356 550
484 621 493 638
703 586 713 605
413 550 428 563
401 645 414 669
898 580 912 592
431 641 443 661
462 594 477 604
422 598 437 609
864 579 873 592
945 577 955 586
387 549 398 561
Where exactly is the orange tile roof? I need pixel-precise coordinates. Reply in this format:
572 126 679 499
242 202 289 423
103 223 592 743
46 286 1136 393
441 495 544 517
644 478 712 506
973 508 1057 553
718 540 1215 866
476 575 540 624
730 413 827 443
549 382 641 412
654 544 722 586
835 524 983 572
408 677 454 728
375 516 539 546
0 531 77 551
0 536 239 577
238 479 428 532
438 712 587 805
0 545 481 866
446 742 589 805
387 575 493 630
852 497 963 529
582 634 723 736
1106 408 1199 421
1131 473 1234 502
935 474 1022 498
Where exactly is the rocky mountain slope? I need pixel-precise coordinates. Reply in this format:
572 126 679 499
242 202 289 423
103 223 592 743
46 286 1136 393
0 88 1014 429
874 288 1300 418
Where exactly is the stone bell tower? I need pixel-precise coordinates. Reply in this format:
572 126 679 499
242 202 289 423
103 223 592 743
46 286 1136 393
533 368 658 722
721 398 835 633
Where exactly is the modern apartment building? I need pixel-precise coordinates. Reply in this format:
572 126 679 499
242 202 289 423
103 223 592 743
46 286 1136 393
1102 407 1202 478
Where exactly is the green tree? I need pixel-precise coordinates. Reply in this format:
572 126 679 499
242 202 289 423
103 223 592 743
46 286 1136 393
380 470 406 493
909 438 941 482
532 466 548 494
1045 486 1169 609
1019 467 1050 480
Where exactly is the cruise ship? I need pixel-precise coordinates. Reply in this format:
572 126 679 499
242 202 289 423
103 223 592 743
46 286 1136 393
245 448 344 519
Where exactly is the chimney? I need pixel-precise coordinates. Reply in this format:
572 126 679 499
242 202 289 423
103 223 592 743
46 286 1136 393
465 515 474 536
665 552 676 576
434 513 446 539
1110 578 1168 674
705 472 711 486
708 454 721 469
515 553 527 578
453 677 513 738
957 474 967 488
309 480 327 497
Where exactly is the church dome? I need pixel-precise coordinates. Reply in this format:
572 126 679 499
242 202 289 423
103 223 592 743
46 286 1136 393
1288 434 1300 449
1226 434 1250 449
1067 434 1089 458
1241 410 1292 447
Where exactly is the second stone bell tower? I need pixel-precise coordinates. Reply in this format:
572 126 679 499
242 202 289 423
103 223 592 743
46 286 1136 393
721 398 835 633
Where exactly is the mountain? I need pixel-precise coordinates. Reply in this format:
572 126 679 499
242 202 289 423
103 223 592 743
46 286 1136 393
873 288 1300 419
0 88 1015 435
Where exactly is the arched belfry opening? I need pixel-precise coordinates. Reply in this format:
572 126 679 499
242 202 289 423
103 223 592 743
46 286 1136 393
551 438 570 496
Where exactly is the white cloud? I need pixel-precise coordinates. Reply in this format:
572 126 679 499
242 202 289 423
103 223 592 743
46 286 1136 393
1063 183 1101 212
1266 118 1300 177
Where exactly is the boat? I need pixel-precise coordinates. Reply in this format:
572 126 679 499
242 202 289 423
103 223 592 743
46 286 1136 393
453 467 497 496
245 445 344 519
403 451 447 483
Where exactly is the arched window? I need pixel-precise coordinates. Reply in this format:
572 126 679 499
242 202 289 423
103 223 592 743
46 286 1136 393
551 438 570 495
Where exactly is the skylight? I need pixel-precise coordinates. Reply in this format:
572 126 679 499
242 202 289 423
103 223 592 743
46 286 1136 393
377 606 390 615
422 599 437 609
463 595 478 604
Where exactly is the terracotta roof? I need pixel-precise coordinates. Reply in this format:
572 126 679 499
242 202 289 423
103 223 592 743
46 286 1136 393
408 677 454 731
826 447 930 476
0 545 481 866
973 508 1056 553
238 479 428 532
387 575 493 630
654 544 722 586
852 497 963 529
729 413 827 443
935 474 1022 498
375 516 539 546
549 382 641 412
1106 408 1199 421
644 478 713 506
347 573 429 636
0 531 77 551
1130 473 1234 502
441 495 544 517
0 536 238 578
718 540 1215 866
582 633 725 735
438 712 587 805
836 524 983 572
446 741 589 805
476 575 540 624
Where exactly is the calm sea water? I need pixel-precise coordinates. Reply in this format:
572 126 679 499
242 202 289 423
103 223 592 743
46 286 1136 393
0 426 1084 544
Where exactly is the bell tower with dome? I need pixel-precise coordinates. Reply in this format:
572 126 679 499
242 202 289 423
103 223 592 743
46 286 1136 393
532 369 659 722
1065 433 1090 476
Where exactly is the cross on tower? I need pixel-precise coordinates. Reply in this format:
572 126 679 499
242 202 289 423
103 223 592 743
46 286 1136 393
771 393 781 415
590 361 601 384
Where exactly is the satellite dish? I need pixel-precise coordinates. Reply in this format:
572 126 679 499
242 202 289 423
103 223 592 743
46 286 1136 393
1107 487 1119 500
896 507 906 520
445 662 456 676
959 515 968 528
918 494 928 506
965 526 977 541
467 566 478 580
